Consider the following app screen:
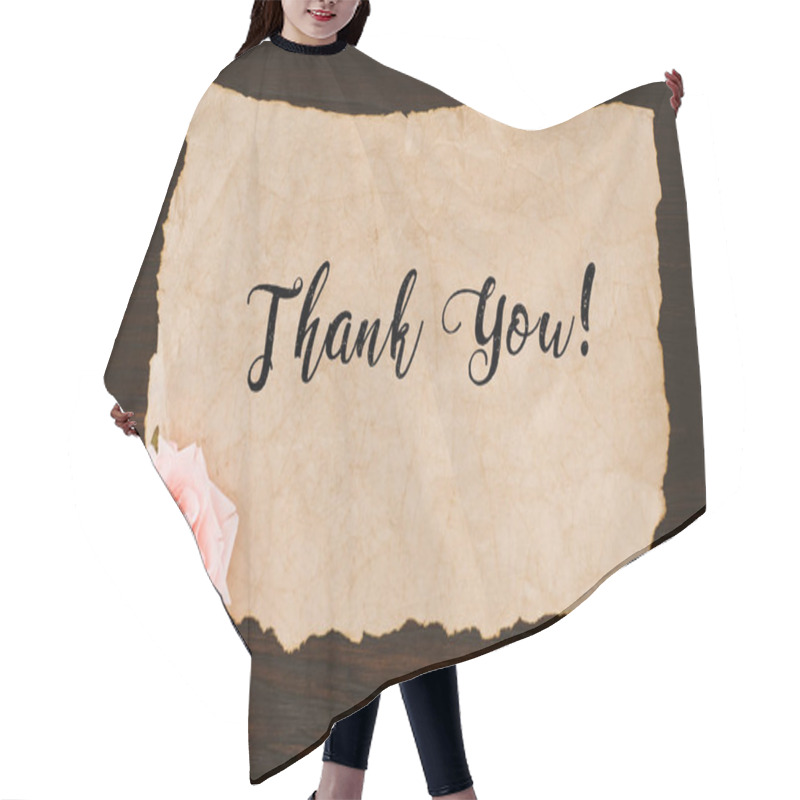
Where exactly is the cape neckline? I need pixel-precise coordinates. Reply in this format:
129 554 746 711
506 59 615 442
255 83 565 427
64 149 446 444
269 31 348 55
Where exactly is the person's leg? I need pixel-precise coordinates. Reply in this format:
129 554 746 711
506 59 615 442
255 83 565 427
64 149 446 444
400 664 476 798
315 694 381 800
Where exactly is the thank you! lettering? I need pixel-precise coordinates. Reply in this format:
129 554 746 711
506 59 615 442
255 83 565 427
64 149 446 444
246 260 596 389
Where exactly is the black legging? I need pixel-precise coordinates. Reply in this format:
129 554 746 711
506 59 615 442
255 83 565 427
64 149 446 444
323 664 473 797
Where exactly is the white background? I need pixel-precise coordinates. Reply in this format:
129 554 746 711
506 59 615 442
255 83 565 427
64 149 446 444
2 1 797 798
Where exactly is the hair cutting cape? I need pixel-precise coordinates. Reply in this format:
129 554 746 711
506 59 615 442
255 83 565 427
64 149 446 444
104 32 705 784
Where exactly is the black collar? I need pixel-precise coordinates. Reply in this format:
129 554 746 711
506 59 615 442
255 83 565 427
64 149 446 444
270 31 348 55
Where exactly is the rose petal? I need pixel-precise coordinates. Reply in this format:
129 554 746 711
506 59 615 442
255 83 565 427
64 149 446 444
147 435 239 607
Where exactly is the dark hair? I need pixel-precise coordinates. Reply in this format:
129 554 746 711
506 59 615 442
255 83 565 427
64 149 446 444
236 1 371 59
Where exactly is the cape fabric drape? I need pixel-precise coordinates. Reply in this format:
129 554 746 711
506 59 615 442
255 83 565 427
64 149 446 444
104 34 705 784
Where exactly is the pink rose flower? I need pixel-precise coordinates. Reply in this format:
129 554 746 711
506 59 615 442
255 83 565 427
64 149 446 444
147 436 239 605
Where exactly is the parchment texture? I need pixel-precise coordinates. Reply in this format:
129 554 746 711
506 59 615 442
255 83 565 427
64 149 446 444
146 83 668 652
